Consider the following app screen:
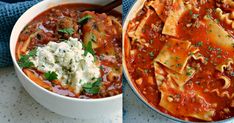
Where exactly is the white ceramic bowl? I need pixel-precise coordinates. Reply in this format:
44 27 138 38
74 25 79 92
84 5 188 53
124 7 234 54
10 0 122 119
123 0 234 123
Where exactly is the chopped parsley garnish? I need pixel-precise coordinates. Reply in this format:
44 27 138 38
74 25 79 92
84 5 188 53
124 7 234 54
78 15 92 25
192 14 199 19
195 41 203 47
90 33 96 42
186 72 192 76
149 51 154 58
215 19 220 23
18 49 37 68
176 63 182 68
208 46 214 51
83 78 102 94
189 52 194 56
83 41 95 56
44 71 58 81
99 65 104 70
58 28 74 35
189 10 193 15
217 48 222 54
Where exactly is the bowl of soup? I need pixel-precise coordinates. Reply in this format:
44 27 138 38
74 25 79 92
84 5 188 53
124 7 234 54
123 0 234 122
10 0 122 118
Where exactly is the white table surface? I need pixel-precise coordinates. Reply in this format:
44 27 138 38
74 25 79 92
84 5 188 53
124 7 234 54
0 67 122 123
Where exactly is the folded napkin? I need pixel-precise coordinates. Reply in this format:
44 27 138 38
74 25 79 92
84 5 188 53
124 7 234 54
0 0 135 68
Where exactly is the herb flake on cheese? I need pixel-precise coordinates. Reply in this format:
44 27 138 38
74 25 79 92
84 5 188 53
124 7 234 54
29 37 101 94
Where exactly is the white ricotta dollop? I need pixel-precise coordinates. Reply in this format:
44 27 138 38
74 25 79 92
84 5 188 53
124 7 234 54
30 37 100 94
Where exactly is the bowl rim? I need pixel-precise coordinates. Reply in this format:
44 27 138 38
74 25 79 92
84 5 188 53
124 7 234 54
122 0 234 122
10 0 122 102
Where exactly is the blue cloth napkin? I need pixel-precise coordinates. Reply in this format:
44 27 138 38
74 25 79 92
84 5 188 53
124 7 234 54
0 0 135 68
122 0 135 84
123 0 135 18
0 0 41 67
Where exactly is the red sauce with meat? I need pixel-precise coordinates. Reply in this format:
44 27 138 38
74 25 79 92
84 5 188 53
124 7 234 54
125 0 234 121
16 4 122 99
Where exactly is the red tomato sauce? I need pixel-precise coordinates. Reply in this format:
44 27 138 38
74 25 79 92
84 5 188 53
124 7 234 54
125 0 234 121
16 4 122 99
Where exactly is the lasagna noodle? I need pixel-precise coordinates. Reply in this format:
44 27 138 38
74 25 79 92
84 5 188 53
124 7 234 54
155 38 192 74
21 30 42 53
215 8 234 29
147 0 169 21
158 77 215 121
204 16 234 52
155 41 207 88
222 0 234 8
162 0 187 37
23 69 51 90
211 89 234 99
132 9 154 44
154 61 214 121
218 75 231 89
216 58 233 72
192 52 207 64
165 65 196 88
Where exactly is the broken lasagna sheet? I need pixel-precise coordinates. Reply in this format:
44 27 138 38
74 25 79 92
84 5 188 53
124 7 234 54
162 0 187 37
154 62 215 121
128 8 154 45
204 16 234 52
155 38 198 74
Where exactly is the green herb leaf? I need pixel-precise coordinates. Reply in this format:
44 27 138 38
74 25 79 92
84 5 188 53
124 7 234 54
83 41 95 56
17 49 37 68
84 87 100 94
186 72 192 76
83 78 102 94
18 56 34 68
58 28 74 35
28 48 37 57
189 10 193 15
192 14 199 19
90 33 96 42
44 71 58 81
83 82 93 89
78 15 92 25
149 51 154 57
195 41 203 47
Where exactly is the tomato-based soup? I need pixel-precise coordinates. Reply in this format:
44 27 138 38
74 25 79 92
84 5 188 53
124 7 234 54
16 4 122 99
125 0 234 121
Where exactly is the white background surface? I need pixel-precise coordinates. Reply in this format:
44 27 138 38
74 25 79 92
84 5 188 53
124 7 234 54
0 67 122 123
